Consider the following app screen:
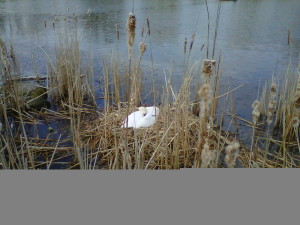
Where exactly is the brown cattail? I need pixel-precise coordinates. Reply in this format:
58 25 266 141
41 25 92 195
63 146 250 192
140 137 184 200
267 100 276 125
292 79 300 124
267 81 277 126
146 18 150 36
251 99 260 109
0 37 8 57
139 42 146 57
199 84 212 103
270 82 277 98
127 13 136 49
116 24 119 41
184 37 187 54
252 100 261 124
141 26 144 38
225 140 240 168
199 83 212 118
294 80 300 109
201 138 217 168
189 34 195 53
202 59 216 82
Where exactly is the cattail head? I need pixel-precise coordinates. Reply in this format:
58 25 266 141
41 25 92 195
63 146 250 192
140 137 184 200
293 78 300 109
270 82 277 98
252 109 260 124
294 92 300 109
146 18 150 36
139 42 146 57
252 100 260 109
252 100 261 124
202 59 216 81
189 34 195 53
292 79 300 121
115 24 119 41
201 138 217 168
127 13 136 48
141 26 144 38
127 13 136 32
199 83 212 119
225 140 240 168
267 100 276 125
184 37 187 54
0 37 8 58
198 84 212 102
266 81 277 126
268 100 276 111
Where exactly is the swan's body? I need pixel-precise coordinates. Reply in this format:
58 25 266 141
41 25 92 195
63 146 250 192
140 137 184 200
121 106 159 128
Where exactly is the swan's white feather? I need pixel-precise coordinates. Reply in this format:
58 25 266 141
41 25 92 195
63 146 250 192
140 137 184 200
121 106 159 128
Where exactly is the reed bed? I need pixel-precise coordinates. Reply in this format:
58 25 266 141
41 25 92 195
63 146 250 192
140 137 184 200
0 9 299 169
81 105 227 169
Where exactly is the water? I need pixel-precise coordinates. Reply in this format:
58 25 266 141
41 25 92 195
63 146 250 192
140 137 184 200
1 0 300 125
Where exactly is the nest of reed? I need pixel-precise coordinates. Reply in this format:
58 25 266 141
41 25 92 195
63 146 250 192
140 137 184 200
80 105 235 169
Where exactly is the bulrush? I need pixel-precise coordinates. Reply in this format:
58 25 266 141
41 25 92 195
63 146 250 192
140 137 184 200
127 13 136 53
199 83 212 118
201 138 217 168
250 99 261 165
266 81 277 126
291 79 300 128
184 37 187 54
201 59 216 83
139 42 146 57
252 99 261 124
199 59 215 116
189 34 195 54
225 140 240 168
294 79 300 117
198 59 216 167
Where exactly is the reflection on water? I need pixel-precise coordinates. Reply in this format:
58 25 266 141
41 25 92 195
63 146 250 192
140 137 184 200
0 0 300 123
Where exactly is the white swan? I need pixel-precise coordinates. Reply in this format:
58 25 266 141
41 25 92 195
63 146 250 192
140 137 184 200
121 106 159 128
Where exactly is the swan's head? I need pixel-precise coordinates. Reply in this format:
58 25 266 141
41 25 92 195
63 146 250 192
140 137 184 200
138 106 147 116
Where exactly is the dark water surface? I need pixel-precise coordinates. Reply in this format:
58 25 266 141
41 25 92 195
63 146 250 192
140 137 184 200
1 0 300 131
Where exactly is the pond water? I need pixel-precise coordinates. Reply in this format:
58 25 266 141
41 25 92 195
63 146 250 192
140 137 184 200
1 0 300 131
